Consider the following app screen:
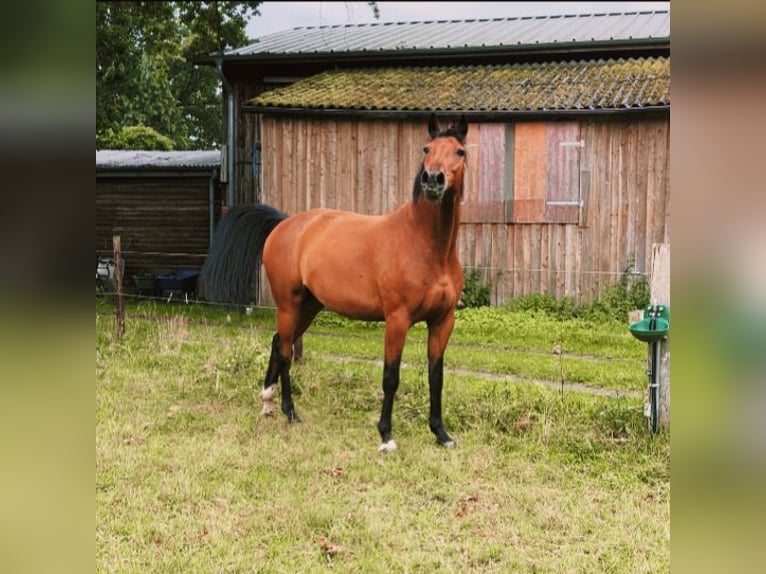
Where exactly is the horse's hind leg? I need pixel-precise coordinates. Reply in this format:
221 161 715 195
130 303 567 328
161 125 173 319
261 325 298 421
261 294 323 421
275 325 298 422
260 333 282 416
261 314 300 421
293 336 304 363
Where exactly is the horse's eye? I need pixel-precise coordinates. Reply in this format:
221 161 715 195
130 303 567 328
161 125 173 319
456 148 466 157
423 146 429 154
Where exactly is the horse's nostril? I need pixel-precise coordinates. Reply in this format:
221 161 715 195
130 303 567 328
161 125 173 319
436 172 445 185
421 171 429 183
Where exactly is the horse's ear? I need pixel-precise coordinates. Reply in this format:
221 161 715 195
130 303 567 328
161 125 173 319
454 114 468 143
428 113 440 139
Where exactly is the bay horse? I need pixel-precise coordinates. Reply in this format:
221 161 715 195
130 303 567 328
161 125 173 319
200 114 467 452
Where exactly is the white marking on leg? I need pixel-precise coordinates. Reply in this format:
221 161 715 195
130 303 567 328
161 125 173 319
377 439 397 453
260 385 278 416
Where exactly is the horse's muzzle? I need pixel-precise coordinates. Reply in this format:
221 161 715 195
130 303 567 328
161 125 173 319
421 170 446 202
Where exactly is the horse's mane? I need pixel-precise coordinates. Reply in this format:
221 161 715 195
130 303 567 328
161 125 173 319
436 126 466 142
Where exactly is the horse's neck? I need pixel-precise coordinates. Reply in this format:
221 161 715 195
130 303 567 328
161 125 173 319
410 190 462 260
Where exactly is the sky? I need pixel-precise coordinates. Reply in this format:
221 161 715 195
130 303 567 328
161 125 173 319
246 1 670 39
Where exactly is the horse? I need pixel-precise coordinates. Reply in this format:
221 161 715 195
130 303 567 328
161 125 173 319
199 113 468 452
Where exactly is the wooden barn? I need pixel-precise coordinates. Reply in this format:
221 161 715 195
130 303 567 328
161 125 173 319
196 10 670 305
96 150 222 283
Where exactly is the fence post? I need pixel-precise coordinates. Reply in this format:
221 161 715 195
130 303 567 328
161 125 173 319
113 235 125 340
651 243 670 427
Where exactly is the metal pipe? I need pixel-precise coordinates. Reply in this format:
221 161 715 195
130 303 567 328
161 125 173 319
215 56 236 208
227 92 235 207
208 168 217 246
650 339 660 434
646 304 661 434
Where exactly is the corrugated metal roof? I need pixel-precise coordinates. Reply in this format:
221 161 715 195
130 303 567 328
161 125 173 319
96 150 220 171
248 57 669 113
227 11 669 57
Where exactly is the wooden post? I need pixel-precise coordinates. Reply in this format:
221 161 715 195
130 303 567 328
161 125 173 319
113 235 125 340
651 243 670 427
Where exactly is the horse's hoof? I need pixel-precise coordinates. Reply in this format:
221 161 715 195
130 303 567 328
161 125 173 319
260 386 278 415
440 440 457 449
378 439 397 453
286 411 299 423
260 403 276 416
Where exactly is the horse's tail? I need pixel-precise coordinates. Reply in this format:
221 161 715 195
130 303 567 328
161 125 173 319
199 204 288 305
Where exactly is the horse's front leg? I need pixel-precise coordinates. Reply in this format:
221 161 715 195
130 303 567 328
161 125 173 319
377 313 409 453
427 312 456 448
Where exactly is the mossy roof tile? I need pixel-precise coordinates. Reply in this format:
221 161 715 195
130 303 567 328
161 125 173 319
249 57 669 112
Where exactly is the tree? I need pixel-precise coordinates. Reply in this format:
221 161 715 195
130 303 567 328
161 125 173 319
96 2 261 150
97 2 380 150
174 2 262 147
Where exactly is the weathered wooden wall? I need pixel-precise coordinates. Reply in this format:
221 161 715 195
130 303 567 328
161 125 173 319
96 175 221 281
259 117 425 215
257 115 669 305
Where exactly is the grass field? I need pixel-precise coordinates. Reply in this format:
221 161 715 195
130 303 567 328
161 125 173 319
96 299 670 573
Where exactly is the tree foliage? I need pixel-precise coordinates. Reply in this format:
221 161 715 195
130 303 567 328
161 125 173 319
98 125 175 151
97 2 380 151
96 2 261 150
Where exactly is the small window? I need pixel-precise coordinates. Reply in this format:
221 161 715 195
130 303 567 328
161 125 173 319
462 121 584 225
461 123 510 223
511 122 547 223
545 123 582 224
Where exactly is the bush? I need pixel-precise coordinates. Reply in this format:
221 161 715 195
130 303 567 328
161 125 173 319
459 268 491 308
97 124 174 151
506 293 578 319
584 264 650 322
504 264 650 322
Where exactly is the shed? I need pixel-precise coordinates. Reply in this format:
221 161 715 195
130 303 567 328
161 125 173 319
196 10 670 305
96 150 222 283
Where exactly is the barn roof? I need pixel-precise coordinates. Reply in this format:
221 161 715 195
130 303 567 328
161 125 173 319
220 10 669 60
247 57 669 114
96 150 220 172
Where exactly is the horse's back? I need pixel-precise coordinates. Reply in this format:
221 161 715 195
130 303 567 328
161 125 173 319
264 208 384 262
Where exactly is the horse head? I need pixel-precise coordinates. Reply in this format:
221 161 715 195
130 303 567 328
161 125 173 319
418 113 468 203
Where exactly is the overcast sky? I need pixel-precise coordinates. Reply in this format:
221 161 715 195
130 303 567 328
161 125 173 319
246 1 670 39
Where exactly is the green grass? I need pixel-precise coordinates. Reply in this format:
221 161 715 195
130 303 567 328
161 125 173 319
282 306 645 393
96 299 669 573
